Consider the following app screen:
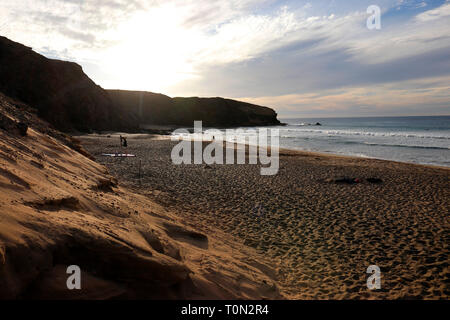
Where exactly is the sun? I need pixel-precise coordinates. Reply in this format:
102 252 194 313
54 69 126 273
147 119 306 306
102 5 199 92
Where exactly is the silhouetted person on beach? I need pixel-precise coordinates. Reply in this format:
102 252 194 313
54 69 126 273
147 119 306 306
119 135 128 147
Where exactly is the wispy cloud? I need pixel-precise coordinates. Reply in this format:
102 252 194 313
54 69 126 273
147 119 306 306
239 77 450 117
416 1 450 20
0 0 449 116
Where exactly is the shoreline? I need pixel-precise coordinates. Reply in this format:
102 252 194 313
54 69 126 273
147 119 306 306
79 133 450 299
77 132 450 171
277 146 450 171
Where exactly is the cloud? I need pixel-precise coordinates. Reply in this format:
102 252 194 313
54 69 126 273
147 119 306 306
416 1 450 20
239 76 450 117
0 0 449 116
166 1 450 118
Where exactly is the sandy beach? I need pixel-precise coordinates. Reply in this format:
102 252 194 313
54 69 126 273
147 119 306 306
2 2 450 305
78 133 449 299
0 113 283 299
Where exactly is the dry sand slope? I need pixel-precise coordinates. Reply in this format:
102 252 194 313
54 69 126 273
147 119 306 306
0 96 282 299
80 134 450 300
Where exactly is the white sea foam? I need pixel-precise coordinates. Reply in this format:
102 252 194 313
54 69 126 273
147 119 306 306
285 128 450 140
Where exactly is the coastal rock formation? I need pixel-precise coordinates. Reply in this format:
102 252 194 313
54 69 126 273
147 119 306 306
0 36 133 132
108 90 281 128
0 93 282 299
0 36 280 132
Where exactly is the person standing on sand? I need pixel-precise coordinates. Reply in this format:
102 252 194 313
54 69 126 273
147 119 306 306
119 135 128 147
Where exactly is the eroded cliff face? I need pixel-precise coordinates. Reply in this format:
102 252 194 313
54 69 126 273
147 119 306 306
0 93 282 299
0 36 280 133
108 90 281 128
0 36 135 132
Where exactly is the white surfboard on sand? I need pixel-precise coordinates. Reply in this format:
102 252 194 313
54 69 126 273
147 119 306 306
101 153 136 157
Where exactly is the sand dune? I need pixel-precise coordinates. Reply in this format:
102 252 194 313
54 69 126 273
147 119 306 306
0 95 282 299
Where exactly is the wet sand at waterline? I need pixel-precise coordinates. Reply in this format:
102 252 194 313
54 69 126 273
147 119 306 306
79 134 449 299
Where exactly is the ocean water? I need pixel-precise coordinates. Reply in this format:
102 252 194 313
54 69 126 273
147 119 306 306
172 116 450 167
277 116 450 167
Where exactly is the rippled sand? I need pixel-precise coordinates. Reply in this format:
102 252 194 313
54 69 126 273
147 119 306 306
80 134 449 299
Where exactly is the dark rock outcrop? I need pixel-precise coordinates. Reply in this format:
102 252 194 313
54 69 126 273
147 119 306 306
108 90 281 128
0 36 280 132
0 36 135 132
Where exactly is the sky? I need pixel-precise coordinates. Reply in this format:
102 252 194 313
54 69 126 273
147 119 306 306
1 0 449 118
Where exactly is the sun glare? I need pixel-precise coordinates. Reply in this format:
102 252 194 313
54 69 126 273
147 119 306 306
103 5 199 92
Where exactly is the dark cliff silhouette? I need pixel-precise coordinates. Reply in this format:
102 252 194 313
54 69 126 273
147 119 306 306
0 36 131 132
108 90 281 128
0 36 280 132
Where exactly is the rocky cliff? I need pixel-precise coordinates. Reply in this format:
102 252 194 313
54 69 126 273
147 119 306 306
0 36 280 132
0 36 134 132
108 90 281 128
